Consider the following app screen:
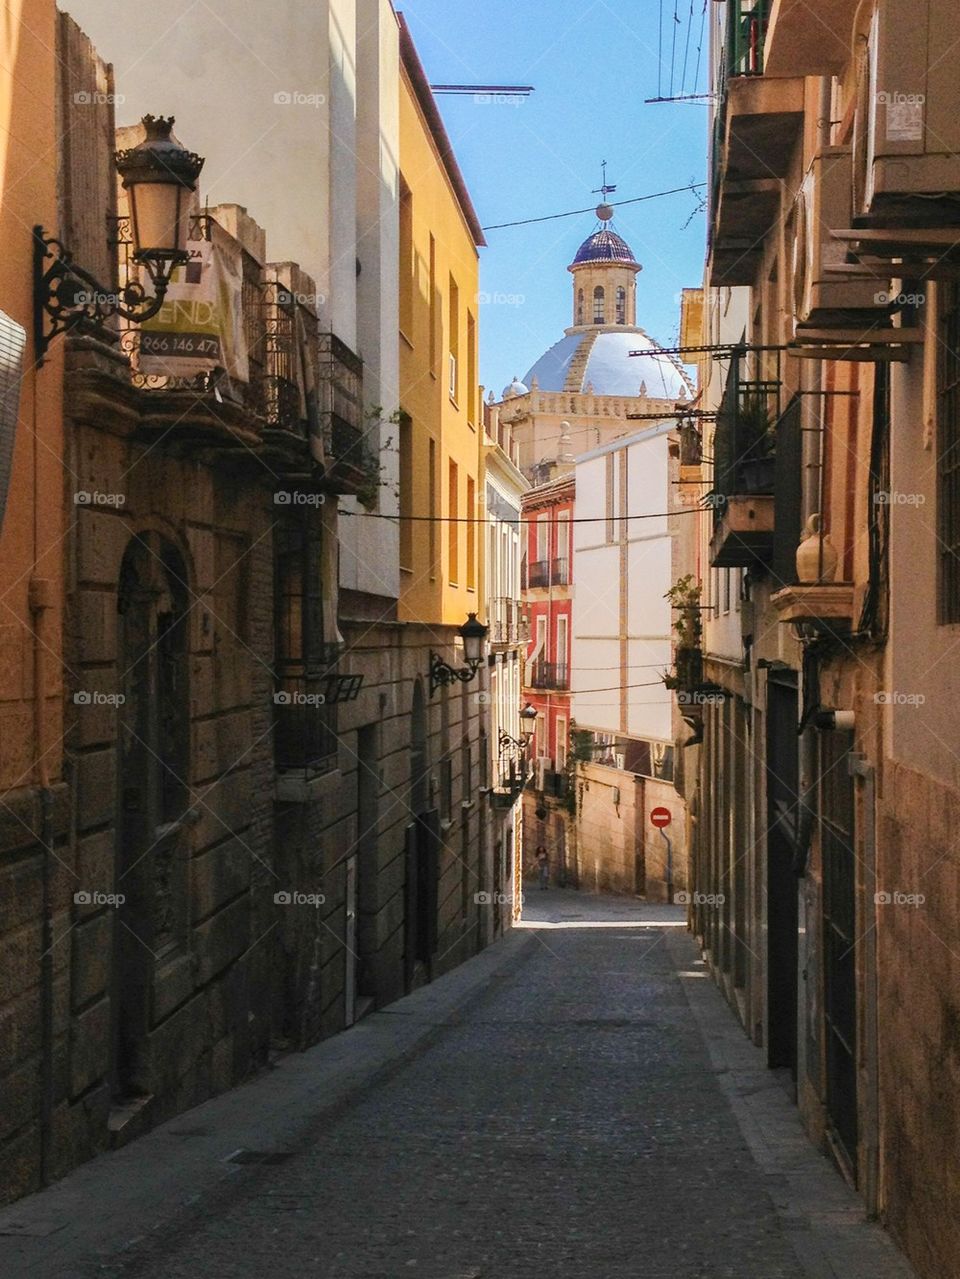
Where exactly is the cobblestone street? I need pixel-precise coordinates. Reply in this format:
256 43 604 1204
0 892 916 1279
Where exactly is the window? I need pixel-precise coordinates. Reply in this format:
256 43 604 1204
429 234 437 371
556 614 569 671
399 413 413 571
556 717 568 771
577 288 584 325
555 513 570 583
466 476 476 589
399 178 413 337
448 274 460 402
605 454 615 542
616 286 626 325
939 283 960 623
536 514 549 560
429 439 438 579
274 516 337 771
467 310 477 426
440 757 453 822
723 568 731 614
593 286 605 324
535 712 547 758
448 459 459 584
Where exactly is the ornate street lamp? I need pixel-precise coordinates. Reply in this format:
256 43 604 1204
429 613 489 695
34 115 205 364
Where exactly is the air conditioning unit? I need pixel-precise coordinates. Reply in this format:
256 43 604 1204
852 0 960 220
793 147 889 328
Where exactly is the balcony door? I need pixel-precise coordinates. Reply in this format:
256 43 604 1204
766 673 799 1076
113 535 190 1101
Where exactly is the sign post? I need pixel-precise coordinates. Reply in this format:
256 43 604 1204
650 808 674 903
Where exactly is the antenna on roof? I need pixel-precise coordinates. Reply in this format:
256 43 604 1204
592 160 617 200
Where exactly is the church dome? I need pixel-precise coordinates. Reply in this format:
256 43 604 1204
571 227 640 269
524 329 691 400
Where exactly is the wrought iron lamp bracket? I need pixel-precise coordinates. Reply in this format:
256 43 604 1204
429 650 481 697
33 226 186 365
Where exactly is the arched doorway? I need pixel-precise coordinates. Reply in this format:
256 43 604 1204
113 534 190 1100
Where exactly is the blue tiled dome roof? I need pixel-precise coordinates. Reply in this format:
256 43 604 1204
571 228 640 268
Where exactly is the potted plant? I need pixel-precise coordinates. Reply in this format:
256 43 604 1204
663 575 704 692
736 392 776 494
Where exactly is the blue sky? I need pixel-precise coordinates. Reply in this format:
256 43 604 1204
399 0 709 394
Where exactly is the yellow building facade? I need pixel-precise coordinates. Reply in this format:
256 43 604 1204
0 0 66 1200
396 16 485 629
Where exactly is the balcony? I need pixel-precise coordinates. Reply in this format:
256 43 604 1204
491 757 528 809
525 559 569 589
530 661 570 691
708 360 780 569
274 673 339 774
542 769 567 800
763 0 856 76
490 597 527 646
710 0 804 286
318 334 373 498
770 582 855 641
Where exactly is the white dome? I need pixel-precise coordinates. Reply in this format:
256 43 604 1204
524 329 691 399
501 376 529 400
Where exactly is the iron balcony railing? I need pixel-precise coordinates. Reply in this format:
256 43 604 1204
711 350 782 516
727 0 769 77
530 661 570 691
541 769 567 800
710 0 770 234
274 672 339 772
490 597 526 645
526 559 569 589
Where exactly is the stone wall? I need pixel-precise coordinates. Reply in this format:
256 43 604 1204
876 760 960 1279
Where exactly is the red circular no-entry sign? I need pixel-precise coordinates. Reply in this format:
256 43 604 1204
650 807 672 829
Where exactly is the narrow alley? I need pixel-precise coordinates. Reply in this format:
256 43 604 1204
0 893 916 1279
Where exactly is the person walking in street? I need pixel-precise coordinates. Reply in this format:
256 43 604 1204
536 845 549 890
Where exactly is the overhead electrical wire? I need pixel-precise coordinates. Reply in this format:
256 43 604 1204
481 182 706 231
343 506 707 525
